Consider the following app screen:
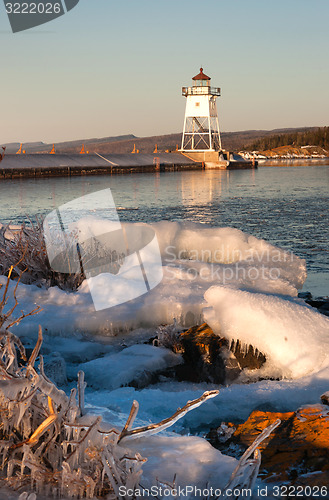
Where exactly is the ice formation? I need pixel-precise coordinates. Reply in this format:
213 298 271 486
0 318 278 500
2 221 307 337
0 232 327 499
78 344 183 390
204 286 329 378
0 315 237 499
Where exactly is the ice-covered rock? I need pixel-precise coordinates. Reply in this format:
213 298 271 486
204 286 329 379
77 344 183 390
305 296 329 317
173 323 243 384
4 220 307 338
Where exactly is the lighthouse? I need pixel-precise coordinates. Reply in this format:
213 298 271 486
181 68 221 152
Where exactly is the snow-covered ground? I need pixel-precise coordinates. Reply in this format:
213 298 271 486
1 221 329 498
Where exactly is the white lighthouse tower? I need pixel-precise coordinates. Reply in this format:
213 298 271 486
181 68 221 152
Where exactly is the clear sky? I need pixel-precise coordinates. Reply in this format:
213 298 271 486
1 0 328 143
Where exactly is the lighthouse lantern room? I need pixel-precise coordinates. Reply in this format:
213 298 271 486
181 68 221 152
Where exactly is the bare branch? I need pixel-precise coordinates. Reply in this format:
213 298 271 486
4 266 27 320
0 265 14 310
5 305 42 330
238 418 281 467
122 400 139 434
66 416 102 463
27 325 43 368
39 354 52 384
222 418 281 499
8 331 27 362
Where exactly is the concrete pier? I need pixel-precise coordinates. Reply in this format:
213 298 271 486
181 151 257 169
0 153 202 179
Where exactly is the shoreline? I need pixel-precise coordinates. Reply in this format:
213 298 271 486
1 154 327 181
1 154 328 181
259 157 329 166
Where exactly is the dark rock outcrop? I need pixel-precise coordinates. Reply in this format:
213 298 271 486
299 291 329 317
156 323 267 385
175 323 238 384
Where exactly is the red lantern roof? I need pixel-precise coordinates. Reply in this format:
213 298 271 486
192 67 211 81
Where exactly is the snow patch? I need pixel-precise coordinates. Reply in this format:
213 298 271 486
127 434 237 492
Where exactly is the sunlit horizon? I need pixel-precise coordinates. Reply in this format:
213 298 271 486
1 0 328 144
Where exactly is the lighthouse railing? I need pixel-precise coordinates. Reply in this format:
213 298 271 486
182 86 221 97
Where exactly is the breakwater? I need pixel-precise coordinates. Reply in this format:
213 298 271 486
0 153 202 179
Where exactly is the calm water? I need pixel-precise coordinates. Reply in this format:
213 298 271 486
1 164 328 295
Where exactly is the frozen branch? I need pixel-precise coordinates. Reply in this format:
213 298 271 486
118 390 219 443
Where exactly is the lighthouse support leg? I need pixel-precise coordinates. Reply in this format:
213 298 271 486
208 115 212 150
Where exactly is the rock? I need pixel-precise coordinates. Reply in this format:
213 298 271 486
319 303 329 317
321 391 329 405
218 404 329 483
207 422 236 446
298 291 313 300
173 323 266 384
176 323 237 384
305 296 329 317
220 347 242 383
229 338 266 370
152 323 267 385
129 370 157 389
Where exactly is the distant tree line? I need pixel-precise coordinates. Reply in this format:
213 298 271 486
247 127 329 151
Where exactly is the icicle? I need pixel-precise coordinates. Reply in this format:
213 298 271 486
77 370 86 416
65 388 79 424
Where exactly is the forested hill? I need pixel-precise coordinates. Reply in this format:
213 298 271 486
3 127 321 155
248 127 329 152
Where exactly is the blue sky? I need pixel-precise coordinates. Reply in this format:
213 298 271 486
1 0 328 143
